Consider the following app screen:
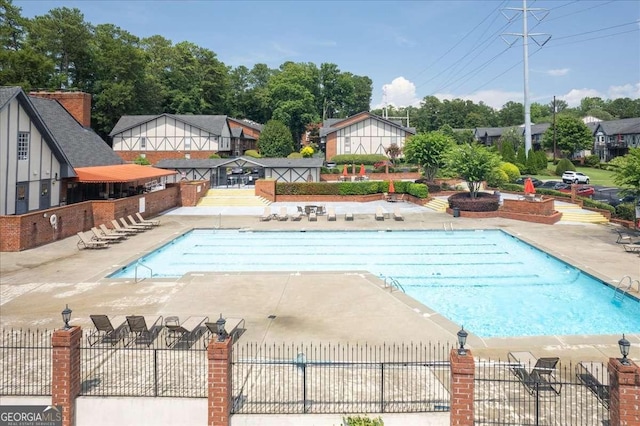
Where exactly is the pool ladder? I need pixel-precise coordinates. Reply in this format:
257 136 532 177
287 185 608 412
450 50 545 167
135 262 153 283
612 275 638 302
443 222 454 232
380 274 406 293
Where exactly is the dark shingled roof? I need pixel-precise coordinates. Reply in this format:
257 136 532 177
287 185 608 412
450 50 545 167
475 127 504 137
227 117 264 131
596 117 640 135
29 97 123 168
320 113 415 138
156 156 324 169
109 113 229 137
0 86 21 109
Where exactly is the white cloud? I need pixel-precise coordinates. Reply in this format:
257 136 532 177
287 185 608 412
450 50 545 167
432 89 523 110
559 88 604 107
376 77 421 108
546 68 569 77
608 82 640 99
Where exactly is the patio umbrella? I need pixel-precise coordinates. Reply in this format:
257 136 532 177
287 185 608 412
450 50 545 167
342 164 348 176
388 180 395 193
524 177 536 194
359 164 366 177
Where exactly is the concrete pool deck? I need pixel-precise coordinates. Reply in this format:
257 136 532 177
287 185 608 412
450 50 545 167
1 200 639 364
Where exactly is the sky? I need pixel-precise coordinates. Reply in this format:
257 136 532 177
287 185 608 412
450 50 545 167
15 0 640 111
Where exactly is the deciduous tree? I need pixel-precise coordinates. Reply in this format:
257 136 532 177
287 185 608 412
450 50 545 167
403 131 454 181
445 143 501 198
542 115 593 157
257 120 295 157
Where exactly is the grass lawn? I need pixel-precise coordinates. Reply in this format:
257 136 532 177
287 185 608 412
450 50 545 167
528 164 617 187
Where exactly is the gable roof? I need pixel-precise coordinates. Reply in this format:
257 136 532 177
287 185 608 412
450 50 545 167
595 117 640 135
320 112 416 137
475 127 503 138
109 113 229 137
0 86 21 110
29 97 123 168
156 156 324 169
227 117 263 131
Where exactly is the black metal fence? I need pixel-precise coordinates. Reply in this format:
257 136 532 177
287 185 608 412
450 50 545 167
0 329 52 396
231 342 451 414
474 359 609 425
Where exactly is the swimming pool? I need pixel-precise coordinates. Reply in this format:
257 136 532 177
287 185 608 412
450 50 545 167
109 229 640 338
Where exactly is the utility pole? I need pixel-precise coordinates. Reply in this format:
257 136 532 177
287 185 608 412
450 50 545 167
552 95 557 162
502 0 551 158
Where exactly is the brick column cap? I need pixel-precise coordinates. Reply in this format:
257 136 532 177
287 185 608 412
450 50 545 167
208 336 232 360
52 326 82 347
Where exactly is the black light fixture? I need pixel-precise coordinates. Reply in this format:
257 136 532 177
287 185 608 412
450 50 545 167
457 326 468 355
618 334 631 365
216 314 228 342
61 305 72 330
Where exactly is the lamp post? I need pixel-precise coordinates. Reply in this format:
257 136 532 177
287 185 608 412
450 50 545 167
216 314 228 342
61 305 72 330
619 334 631 365
457 326 468 356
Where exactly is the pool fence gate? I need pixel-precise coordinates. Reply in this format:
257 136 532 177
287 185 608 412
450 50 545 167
1 327 639 426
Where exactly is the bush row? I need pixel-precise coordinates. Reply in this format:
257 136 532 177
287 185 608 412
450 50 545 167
275 181 429 199
329 154 389 165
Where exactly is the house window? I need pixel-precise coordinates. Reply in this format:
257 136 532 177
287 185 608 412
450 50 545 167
140 137 146 149
185 137 192 150
18 132 29 160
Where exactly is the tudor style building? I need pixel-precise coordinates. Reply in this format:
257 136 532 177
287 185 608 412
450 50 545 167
109 114 262 163
320 112 416 160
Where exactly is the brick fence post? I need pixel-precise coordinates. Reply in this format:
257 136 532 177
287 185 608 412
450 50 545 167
450 348 475 426
208 336 233 426
51 326 82 426
608 358 640 426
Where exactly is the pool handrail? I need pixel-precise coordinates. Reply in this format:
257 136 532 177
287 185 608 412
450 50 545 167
135 262 153 283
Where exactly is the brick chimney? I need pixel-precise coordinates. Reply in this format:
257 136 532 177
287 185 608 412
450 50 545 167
29 91 92 128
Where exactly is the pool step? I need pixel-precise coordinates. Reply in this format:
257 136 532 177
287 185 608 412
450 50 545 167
198 189 271 207
425 197 448 212
556 205 609 223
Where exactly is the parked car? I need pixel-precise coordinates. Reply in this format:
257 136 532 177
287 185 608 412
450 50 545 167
515 177 542 187
557 185 595 197
539 181 569 191
562 171 590 184
606 194 638 207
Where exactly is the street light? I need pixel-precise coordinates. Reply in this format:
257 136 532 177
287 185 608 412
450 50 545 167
61 305 72 330
216 314 228 342
619 334 631 365
457 326 468 356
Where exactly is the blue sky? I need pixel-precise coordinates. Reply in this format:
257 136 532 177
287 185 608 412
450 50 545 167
15 0 640 110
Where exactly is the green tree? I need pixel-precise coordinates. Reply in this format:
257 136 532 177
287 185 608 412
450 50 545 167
610 148 640 198
385 143 402 164
445 143 501 198
542 115 593 157
403 131 454 181
498 101 524 126
498 127 523 158
500 140 516 163
257 120 294 157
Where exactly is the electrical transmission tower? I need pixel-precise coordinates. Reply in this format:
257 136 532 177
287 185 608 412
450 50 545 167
502 0 551 157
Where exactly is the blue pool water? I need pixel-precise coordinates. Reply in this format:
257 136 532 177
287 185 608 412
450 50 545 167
109 229 640 338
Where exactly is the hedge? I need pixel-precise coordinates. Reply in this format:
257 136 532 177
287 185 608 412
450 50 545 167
275 181 429 199
330 154 388 165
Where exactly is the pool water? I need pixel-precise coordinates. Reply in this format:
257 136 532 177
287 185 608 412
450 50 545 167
109 229 640 338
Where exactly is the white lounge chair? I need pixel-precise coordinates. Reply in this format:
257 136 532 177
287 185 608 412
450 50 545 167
375 206 385 221
260 207 272 221
99 223 130 238
111 220 141 234
136 212 160 226
308 211 317 221
120 217 147 231
277 207 289 221
327 207 336 221
127 215 153 229
91 227 124 243
393 208 404 221
345 212 354 221
77 232 109 250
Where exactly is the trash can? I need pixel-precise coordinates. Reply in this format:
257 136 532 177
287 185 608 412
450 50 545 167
453 207 460 218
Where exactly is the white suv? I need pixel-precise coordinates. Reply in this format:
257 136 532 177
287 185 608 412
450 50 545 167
562 171 589 184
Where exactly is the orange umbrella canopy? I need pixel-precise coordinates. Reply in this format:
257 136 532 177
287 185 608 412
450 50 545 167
359 164 366 176
388 180 395 193
524 178 536 194
342 164 348 176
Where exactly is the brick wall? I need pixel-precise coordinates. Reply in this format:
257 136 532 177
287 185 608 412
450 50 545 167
29 91 92 127
52 326 82 426
255 179 276 202
607 358 640 426
179 181 210 207
208 337 233 426
450 349 475 426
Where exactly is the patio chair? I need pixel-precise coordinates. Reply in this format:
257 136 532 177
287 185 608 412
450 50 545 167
393 208 404 221
203 317 245 348
308 211 317 221
345 212 354 221
277 207 289 221
623 243 640 253
576 361 609 408
327 207 336 221
164 315 208 348
119 217 148 232
508 351 561 395
127 215 153 229
77 232 109 250
91 227 124 243
99 223 130 238
291 210 302 221
615 229 635 244
125 315 163 347
87 314 128 346
375 206 385 221
260 207 272 221
136 212 160 226
109 220 140 235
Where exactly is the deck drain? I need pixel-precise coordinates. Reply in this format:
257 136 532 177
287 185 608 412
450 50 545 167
268 315 276 319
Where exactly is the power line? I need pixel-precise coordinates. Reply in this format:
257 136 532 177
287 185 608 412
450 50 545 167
551 20 639 41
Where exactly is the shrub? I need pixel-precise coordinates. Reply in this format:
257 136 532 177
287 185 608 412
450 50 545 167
287 152 303 159
407 183 429 198
555 158 575 176
582 198 615 214
331 154 389 165
133 155 150 165
208 153 221 159
343 415 384 426
615 203 636 221
584 154 601 168
499 183 525 192
244 150 261 158
499 162 520 182
486 168 509 188
447 192 500 212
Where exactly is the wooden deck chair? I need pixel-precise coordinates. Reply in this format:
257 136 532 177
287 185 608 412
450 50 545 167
393 208 404 221
87 315 128 346
125 315 163 347
508 351 561 395
91 227 124 243
576 362 609 408
99 223 129 238
127 215 153 229
203 317 245 348
77 232 109 250
260 207 272 221
375 206 385 221
327 207 336 221
277 207 289 221
136 212 160 226
164 315 208 348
